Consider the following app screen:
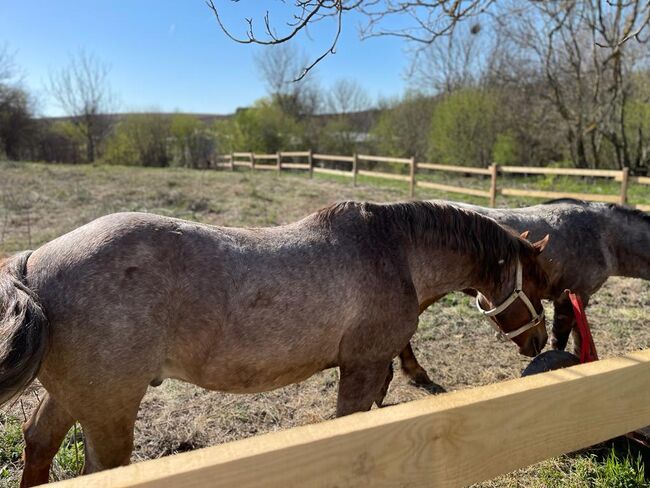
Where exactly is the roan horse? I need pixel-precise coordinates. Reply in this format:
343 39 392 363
400 199 650 386
0 201 549 485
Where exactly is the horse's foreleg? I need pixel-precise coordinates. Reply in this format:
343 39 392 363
550 298 574 351
21 392 75 488
399 342 433 386
374 362 393 408
551 295 590 356
336 362 393 417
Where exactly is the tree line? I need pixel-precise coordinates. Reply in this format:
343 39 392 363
1 0 650 174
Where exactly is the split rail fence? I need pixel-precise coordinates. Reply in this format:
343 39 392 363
53 349 650 487
216 151 650 211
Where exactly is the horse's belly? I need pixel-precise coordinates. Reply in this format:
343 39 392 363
198 361 333 394
166 336 341 394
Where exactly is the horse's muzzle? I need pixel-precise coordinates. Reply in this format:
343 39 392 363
519 326 548 358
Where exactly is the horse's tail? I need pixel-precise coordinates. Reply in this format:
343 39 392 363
0 251 49 406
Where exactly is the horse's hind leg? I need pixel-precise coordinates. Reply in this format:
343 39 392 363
399 342 434 386
21 392 75 488
80 387 146 475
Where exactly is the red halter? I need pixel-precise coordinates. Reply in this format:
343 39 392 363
566 290 598 363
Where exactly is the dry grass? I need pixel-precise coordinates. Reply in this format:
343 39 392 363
0 162 648 487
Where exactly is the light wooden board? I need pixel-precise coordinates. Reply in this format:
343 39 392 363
636 204 650 211
281 163 310 170
501 166 621 178
417 162 491 175
620 175 650 185
232 162 253 168
51 350 650 488
357 170 410 182
280 151 310 157
312 167 353 177
312 153 355 163
232 152 253 158
250 164 276 170
357 154 411 165
417 180 491 198
501 188 620 203
251 154 277 160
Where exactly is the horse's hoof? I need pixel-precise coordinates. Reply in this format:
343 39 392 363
522 350 580 377
409 370 434 387
409 376 447 395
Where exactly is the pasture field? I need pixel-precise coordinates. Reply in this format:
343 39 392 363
0 161 649 487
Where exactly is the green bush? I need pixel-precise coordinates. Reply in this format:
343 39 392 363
103 114 172 167
428 88 503 167
215 98 304 154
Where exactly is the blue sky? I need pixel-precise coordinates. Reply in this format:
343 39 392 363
0 1 410 116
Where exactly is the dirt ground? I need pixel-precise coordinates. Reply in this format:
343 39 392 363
1 162 649 486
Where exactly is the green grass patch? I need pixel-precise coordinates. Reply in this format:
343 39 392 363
51 424 84 482
0 415 23 476
538 450 648 488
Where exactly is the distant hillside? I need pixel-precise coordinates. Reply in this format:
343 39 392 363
39 112 232 124
39 108 383 133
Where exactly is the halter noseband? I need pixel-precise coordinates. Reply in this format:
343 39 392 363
475 260 545 342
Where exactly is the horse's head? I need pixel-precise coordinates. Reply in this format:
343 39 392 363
476 233 550 357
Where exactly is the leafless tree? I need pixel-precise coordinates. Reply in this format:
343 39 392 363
408 22 489 94
254 44 321 118
0 45 17 84
494 1 650 170
326 78 370 114
0 45 35 160
47 51 115 163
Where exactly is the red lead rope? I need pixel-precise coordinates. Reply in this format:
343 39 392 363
566 290 599 363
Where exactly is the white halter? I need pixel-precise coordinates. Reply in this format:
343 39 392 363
476 260 545 342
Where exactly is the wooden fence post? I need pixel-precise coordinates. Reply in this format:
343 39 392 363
250 152 255 172
489 163 498 208
277 152 282 175
619 167 629 205
353 153 359 187
230 152 235 171
308 149 314 179
409 156 416 198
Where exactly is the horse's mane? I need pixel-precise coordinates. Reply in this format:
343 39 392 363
316 201 546 288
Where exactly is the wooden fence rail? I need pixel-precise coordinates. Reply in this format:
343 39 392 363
216 150 649 210
52 349 650 487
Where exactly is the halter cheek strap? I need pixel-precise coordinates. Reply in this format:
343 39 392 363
475 260 545 342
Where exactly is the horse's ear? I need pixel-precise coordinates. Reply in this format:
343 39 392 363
520 230 530 240
532 234 550 254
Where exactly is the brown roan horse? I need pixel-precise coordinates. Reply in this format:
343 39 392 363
0 201 549 485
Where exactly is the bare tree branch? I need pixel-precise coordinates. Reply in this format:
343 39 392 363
206 0 650 80
206 0 363 80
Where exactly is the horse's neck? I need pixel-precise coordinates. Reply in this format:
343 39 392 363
608 214 650 280
405 245 498 306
